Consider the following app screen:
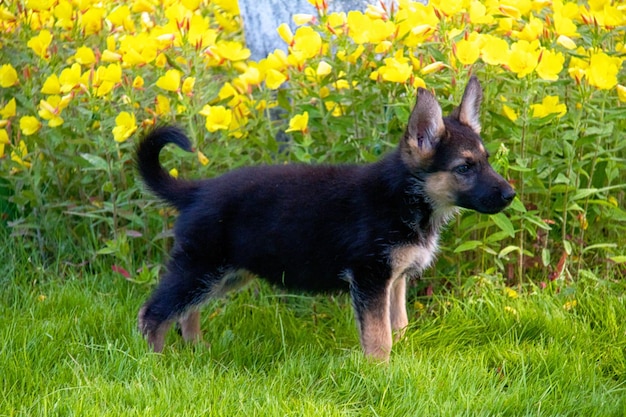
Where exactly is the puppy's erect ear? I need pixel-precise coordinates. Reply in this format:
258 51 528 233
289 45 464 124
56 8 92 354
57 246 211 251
402 88 445 167
451 76 483 134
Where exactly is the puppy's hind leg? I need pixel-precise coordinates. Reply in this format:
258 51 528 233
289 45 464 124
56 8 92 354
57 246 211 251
179 309 202 345
176 269 254 345
138 252 221 352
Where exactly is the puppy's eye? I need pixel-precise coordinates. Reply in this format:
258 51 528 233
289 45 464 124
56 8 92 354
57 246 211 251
455 164 470 174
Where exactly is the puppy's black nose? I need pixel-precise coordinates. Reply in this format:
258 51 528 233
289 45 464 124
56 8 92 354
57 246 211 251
501 187 516 203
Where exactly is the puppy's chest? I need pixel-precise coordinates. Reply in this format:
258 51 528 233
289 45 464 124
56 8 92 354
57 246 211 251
389 236 439 281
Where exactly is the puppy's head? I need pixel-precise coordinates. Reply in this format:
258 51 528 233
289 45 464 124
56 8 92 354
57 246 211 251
400 77 516 214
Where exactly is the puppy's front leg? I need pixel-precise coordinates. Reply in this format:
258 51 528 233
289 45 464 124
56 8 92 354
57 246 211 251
350 281 392 361
389 277 409 341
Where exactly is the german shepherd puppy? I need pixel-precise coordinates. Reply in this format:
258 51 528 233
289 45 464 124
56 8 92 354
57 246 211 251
137 77 515 361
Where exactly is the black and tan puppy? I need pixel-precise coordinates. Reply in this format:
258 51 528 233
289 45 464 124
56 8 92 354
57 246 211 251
136 77 515 360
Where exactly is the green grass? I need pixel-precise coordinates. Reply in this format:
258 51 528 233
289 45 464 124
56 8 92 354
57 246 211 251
2 238 625 416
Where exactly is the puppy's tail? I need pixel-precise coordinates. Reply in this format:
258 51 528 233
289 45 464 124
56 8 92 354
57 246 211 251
136 125 198 210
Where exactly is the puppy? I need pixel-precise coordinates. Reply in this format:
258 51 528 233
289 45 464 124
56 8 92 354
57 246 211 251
136 77 515 360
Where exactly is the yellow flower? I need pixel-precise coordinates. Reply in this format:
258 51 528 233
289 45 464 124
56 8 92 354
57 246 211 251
80 7 105 36
293 13 314 25
155 53 168 68
187 15 217 49
218 82 239 100
73 46 96 65
208 41 251 62
0 98 16 119
480 35 510 66
212 0 239 13
317 61 332 77
292 26 322 59
169 168 179 178
324 101 345 117
107 4 135 32
514 16 543 42
54 0 74 30
41 74 61 94
374 41 393 54
336 45 365 64
553 13 578 38
394 4 437 47
112 111 137 142
0 129 9 158
412 76 426 89
556 35 576 50
377 52 412 83
347 11 395 44
132 76 144 89
94 63 122 97
285 111 309 134
563 300 577 311
27 30 52 60
194 150 208 165
26 0 55 11
498 4 521 19
536 49 564 81
182 77 195 95
507 40 540 78
122 47 149 67
469 0 494 24
421 61 446 75
131 0 155 13
156 69 181 92
101 50 123 62
265 69 288 90
59 63 82 93
277 23 294 45
505 287 519 299
200 105 232 132
504 306 518 316
19 116 42 136
155 95 171 116
586 51 622 90
38 95 71 127
11 140 32 169
455 38 480 66
617 85 626 103
0 64 18 88
503 104 519 122
531 95 567 118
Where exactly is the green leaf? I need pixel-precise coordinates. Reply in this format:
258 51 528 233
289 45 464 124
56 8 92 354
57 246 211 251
541 248 550 267
508 197 526 213
572 188 599 200
563 240 573 255
490 212 515 237
80 153 109 171
499 245 521 258
454 240 483 253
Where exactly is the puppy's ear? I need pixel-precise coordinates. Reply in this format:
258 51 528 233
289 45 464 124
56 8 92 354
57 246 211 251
402 88 445 168
451 76 483 134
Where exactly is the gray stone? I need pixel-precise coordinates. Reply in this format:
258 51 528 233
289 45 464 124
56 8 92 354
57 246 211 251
238 0 399 61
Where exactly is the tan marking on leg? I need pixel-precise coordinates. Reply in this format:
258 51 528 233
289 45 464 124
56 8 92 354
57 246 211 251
359 293 392 362
138 305 173 353
179 310 202 344
389 277 408 341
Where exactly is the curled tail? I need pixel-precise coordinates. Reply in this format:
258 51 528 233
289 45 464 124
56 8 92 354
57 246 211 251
136 125 198 210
